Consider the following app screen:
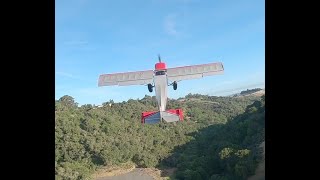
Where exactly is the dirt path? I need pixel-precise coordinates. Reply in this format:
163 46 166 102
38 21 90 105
95 167 176 180
95 168 154 180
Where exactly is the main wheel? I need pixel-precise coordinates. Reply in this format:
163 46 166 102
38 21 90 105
173 81 177 90
148 84 153 92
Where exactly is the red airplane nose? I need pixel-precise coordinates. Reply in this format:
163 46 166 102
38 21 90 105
155 62 166 70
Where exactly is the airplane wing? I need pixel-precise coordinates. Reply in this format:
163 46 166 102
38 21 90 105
98 70 154 86
166 62 224 82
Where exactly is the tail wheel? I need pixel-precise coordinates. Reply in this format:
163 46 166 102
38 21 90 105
173 81 177 90
148 84 153 92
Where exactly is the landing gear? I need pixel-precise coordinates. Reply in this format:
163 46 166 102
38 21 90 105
148 84 153 92
173 81 177 90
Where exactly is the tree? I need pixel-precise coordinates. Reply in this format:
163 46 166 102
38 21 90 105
58 95 78 107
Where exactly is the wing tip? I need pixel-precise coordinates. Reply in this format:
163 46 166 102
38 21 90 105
98 75 104 87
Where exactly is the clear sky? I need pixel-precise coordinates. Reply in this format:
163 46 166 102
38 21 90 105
55 0 265 106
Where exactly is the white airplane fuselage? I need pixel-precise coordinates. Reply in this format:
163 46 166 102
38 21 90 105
153 72 168 112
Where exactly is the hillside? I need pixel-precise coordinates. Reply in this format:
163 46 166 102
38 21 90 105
230 88 265 98
55 93 265 180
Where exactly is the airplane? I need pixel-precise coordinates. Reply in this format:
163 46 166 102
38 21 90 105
98 55 224 124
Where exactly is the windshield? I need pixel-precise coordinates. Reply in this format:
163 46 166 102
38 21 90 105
155 71 166 75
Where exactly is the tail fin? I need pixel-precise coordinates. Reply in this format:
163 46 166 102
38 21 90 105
141 109 183 124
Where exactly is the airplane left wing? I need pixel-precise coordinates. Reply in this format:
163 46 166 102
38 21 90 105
98 70 154 86
166 62 224 82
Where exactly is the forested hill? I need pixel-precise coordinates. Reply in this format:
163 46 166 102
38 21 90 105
55 93 265 180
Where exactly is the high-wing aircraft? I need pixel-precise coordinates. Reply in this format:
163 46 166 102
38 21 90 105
98 56 224 124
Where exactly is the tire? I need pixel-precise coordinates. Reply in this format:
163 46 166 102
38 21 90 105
148 84 153 92
173 81 177 90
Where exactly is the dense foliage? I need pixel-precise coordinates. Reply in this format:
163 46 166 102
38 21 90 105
165 95 265 180
55 93 264 180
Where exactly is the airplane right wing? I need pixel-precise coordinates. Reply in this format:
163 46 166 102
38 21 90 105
98 70 154 86
166 62 224 82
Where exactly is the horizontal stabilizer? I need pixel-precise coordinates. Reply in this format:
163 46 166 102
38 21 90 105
141 109 183 124
141 111 161 124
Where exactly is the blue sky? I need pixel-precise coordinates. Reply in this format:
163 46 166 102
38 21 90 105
55 0 265 105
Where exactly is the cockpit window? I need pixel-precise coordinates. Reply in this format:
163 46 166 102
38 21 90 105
155 71 166 75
